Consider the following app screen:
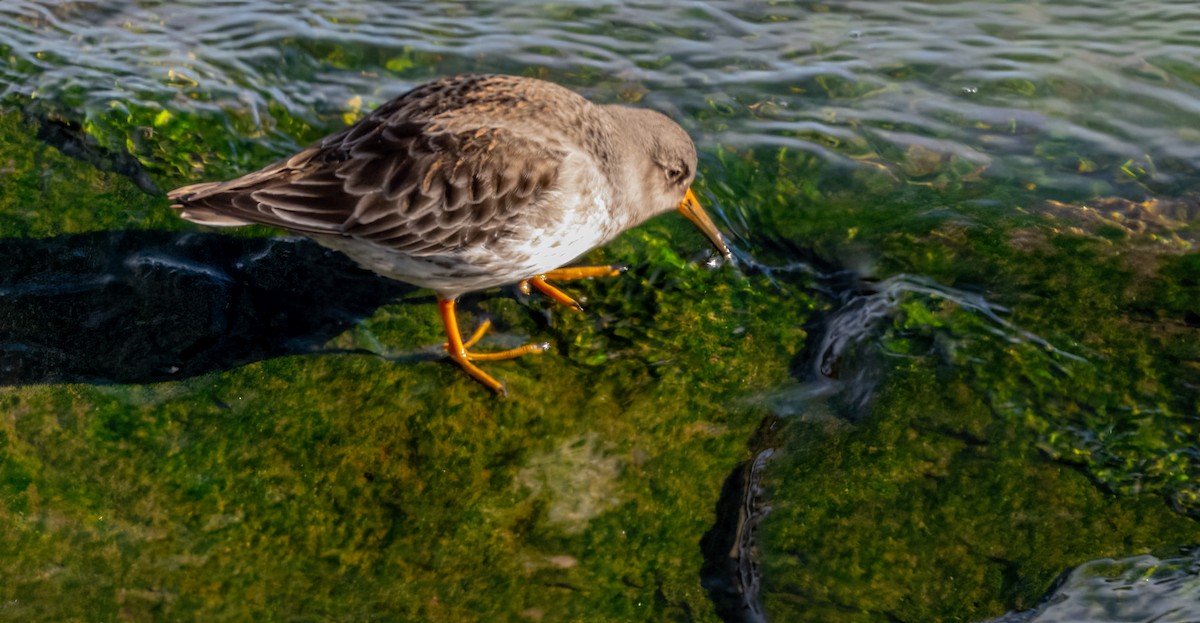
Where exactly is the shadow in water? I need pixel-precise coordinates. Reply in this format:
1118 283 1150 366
729 234 889 419
0 231 414 385
700 417 779 623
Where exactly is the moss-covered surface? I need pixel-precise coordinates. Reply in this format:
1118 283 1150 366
710 146 1199 621
1 67 1198 623
0 107 799 621
760 363 1197 622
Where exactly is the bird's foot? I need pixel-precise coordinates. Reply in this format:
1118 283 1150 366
439 298 548 396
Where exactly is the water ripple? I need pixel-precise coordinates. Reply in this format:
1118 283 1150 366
2 1 1199 194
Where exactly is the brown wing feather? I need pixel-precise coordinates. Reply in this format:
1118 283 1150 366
169 76 568 256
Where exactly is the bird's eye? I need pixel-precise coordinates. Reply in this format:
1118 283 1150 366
665 165 689 184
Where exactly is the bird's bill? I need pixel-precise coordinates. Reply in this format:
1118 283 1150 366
677 188 732 260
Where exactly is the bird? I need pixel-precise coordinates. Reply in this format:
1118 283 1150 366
168 74 730 395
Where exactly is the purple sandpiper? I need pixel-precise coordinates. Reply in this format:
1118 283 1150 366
169 74 730 394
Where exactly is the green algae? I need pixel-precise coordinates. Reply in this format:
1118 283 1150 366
2 69 1199 623
1 2 1198 620
712 144 1199 508
699 144 1199 621
0 107 797 620
0 109 178 238
0 324 785 621
760 366 1196 622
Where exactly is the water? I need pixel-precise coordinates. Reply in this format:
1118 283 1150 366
7 1 1200 194
985 551 1200 623
1 1 1198 621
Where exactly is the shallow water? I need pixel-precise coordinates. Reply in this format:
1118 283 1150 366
1 1 1198 621
984 550 1200 623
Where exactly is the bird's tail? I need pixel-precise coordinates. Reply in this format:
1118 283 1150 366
167 180 254 227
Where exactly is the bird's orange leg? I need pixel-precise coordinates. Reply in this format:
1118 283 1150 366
461 319 492 350
523 276 583 310
518 265 624 310
541 266 624 281
438 297 548 396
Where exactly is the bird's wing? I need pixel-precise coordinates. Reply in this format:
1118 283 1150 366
169 108 565 256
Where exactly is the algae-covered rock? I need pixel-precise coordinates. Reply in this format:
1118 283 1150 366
0 107 806 621
3 59 1199 622
702 146 1200 622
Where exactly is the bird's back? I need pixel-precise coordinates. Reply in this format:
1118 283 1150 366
168 75 608 259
